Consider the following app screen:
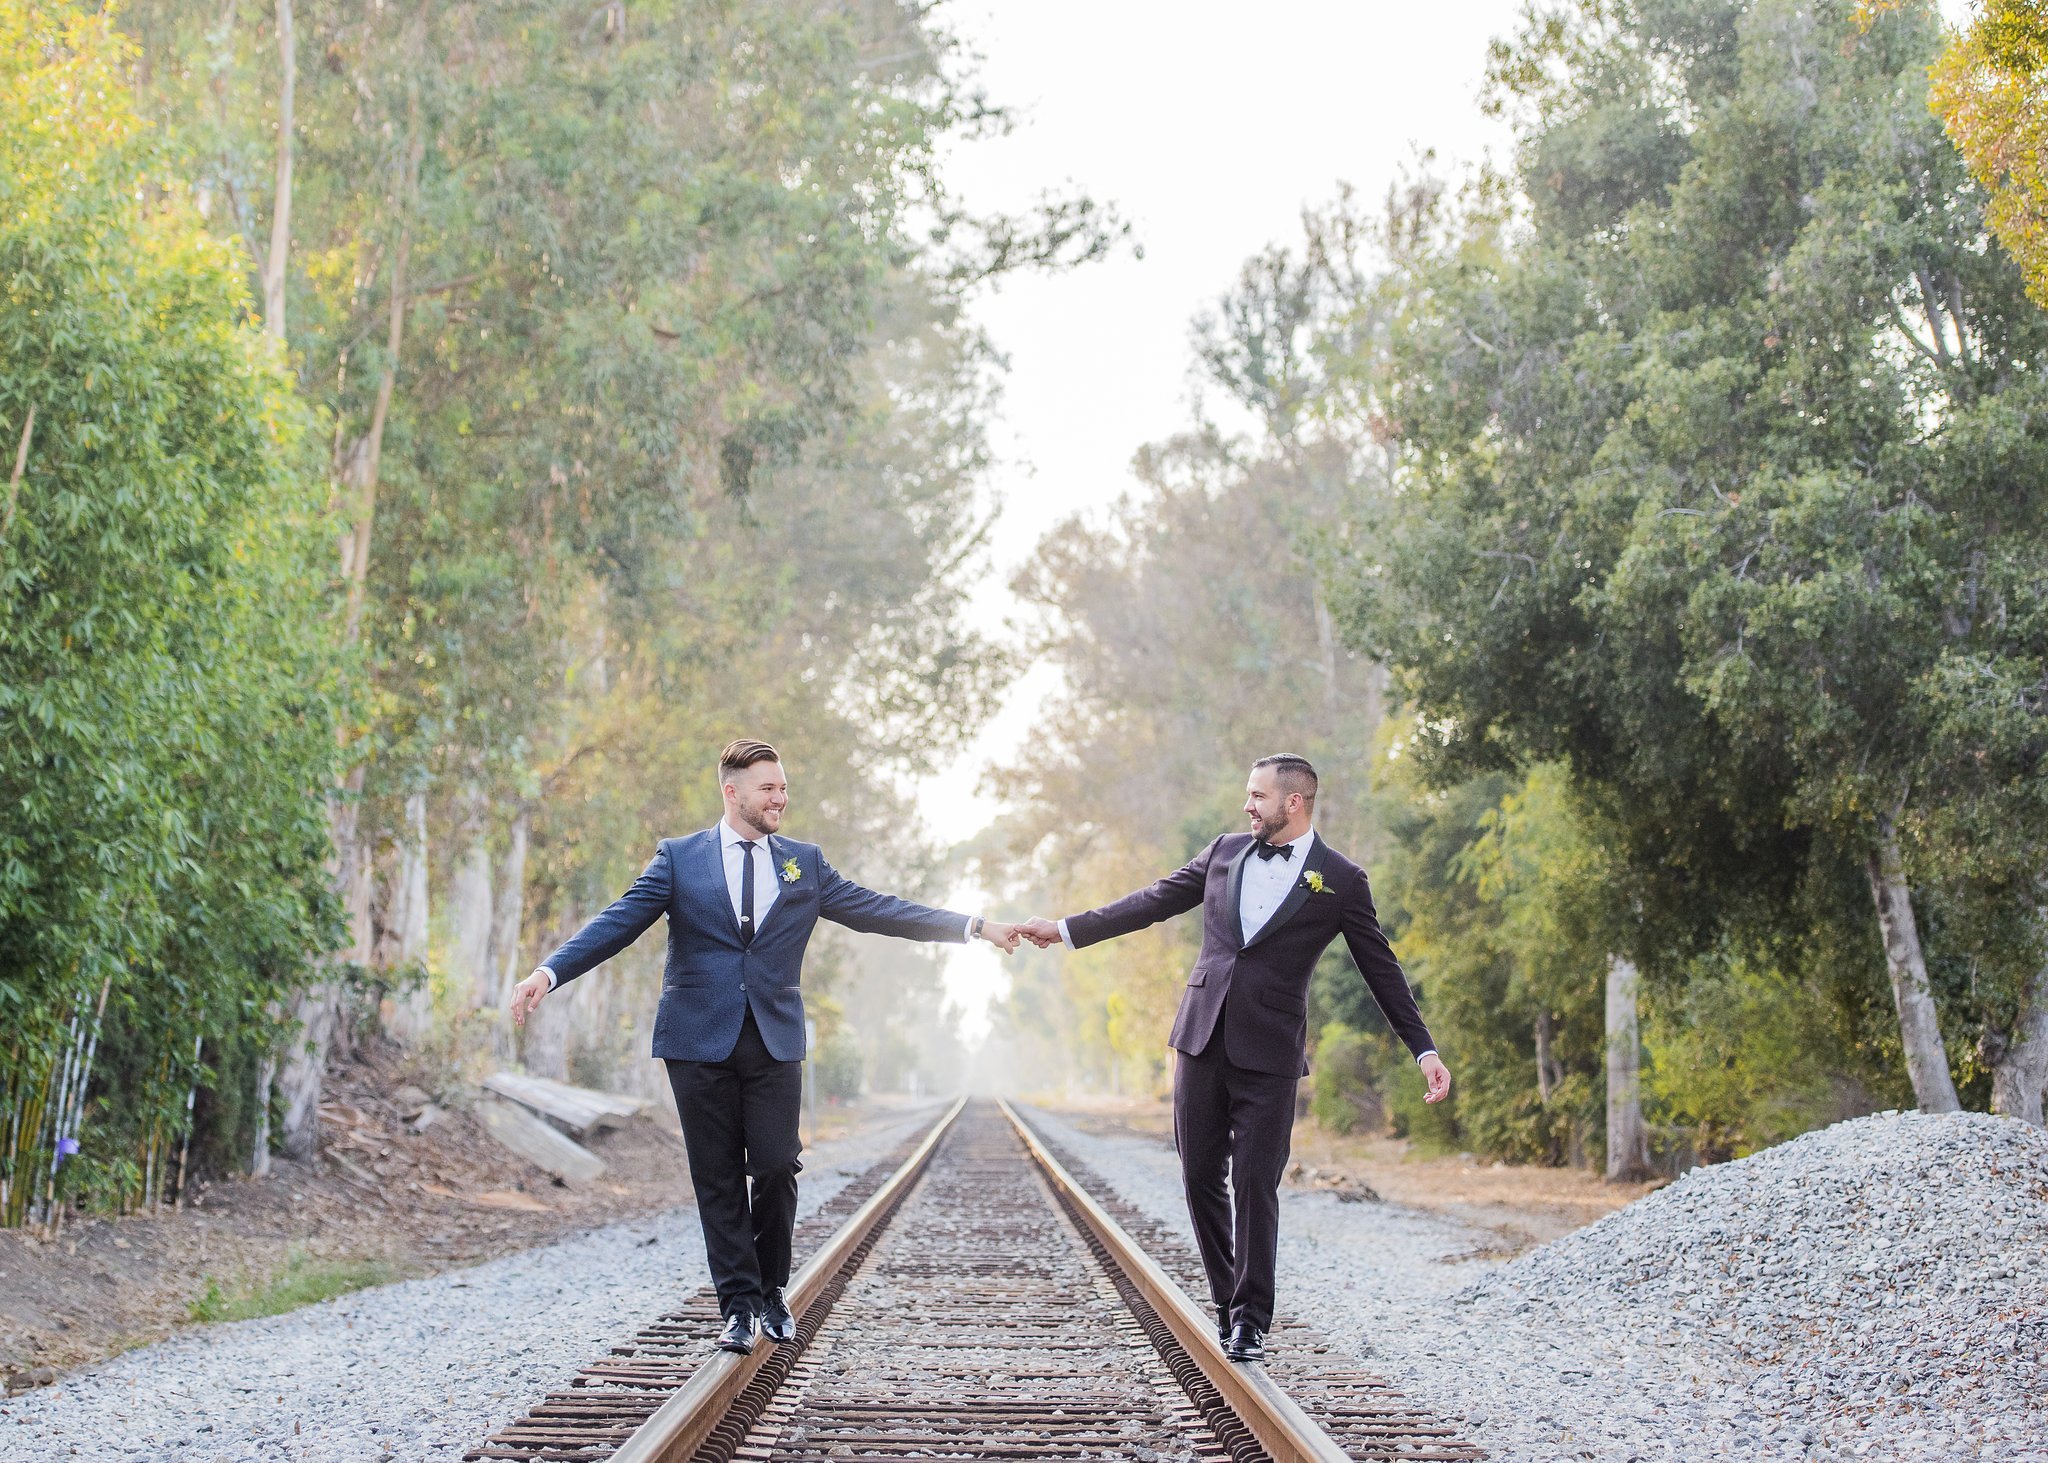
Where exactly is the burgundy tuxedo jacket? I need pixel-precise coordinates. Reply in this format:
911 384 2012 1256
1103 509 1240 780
1065 831 1433 1077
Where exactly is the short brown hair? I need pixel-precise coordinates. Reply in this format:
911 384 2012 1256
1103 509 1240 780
718 738 781 785
1251 753 1318 805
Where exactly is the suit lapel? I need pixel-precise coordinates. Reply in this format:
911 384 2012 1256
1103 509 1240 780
696 828 744 943
1224 837 1256 949
1243 834 1328 950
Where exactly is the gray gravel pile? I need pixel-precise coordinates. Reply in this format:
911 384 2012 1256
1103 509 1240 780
0 1106 940 1462
1021 1104 2048 1463
1461 1109 2047 1458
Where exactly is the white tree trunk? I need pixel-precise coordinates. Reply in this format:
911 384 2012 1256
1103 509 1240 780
1864 812 1961 1114
1605 953 1653 1182
261 0 294 340
450 797 496 1013
488 809 530 1060
379 791 433 1042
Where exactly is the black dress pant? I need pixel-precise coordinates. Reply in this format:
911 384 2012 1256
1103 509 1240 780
1172 1016 1299 1333
664 1007 803 1318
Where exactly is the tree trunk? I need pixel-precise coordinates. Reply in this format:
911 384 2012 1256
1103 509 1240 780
276 101 424 1159
488 808 530 1059
1986 949 2048 1126
1534 1010 1558 1104
262 0 294 340
1605 954 1653 1182
250 1045 274 1177
450 835 496 1016
1864 811 1961 1114
378 791 433 1043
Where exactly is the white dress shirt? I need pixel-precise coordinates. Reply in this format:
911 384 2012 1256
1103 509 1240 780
1237 827 1317 942
1057 827 1436 1064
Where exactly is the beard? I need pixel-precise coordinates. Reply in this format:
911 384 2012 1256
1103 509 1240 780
733 799 781 837
1249 809 1287 843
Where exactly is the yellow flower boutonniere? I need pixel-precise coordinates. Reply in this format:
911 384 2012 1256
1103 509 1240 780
780 857 802 885
1303 870 1328 895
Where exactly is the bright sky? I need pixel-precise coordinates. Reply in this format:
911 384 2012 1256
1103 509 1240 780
914 0 1532 1037
916 0 1977 1039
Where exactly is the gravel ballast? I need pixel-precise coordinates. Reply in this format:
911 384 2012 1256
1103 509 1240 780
0 1107 940 1462
1025 1105 2048 1463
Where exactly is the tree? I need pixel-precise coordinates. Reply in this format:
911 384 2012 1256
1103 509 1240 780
0 2 344 1222
1338 0 2048 1125
1922 1 2048 311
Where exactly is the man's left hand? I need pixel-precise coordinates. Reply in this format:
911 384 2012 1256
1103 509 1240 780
977 920 1023 954
1420 1052 1451 1104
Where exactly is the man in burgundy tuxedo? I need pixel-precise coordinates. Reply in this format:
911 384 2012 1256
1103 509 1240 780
1020 754 1450 1363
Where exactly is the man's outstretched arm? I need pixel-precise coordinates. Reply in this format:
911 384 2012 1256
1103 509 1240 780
511 845 673 1025
817 858 1023 951
1019 836 1221 951
1339 868 1451 1104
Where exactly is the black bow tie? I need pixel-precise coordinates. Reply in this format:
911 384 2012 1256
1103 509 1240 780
1254 841 1294 862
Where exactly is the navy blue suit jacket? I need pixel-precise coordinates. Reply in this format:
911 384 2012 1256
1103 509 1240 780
540 828 968 1063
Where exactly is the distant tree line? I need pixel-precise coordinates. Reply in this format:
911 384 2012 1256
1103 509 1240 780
992 0 2048 1168
0 0 1109 1227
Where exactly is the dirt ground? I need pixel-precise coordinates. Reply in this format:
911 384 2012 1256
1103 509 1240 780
1044 1094 1659 1257
0 1040 877 1395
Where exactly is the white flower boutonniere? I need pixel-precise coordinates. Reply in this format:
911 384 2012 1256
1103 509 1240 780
1303 870 1328 895
780 857 802 885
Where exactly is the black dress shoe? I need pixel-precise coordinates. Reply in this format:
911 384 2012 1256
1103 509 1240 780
761 1288 797 1344
716 1310 759 1355
1224 1323 1266 1362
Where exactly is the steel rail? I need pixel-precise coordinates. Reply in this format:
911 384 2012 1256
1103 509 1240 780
607 1094 966 1463
998 1096 1356 1463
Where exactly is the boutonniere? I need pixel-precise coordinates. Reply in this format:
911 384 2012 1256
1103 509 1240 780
1303 870 1328 895
780 856 802 885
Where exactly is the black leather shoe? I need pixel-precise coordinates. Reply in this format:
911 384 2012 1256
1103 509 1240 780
761 1288 797 1344
716 1310 759 1355
1224 1323 1266 1362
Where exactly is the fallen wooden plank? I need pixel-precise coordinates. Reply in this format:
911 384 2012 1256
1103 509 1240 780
476 1095 606 1185
483 1071 647 1135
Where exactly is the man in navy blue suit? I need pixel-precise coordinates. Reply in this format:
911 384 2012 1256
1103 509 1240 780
509 738 1021 1354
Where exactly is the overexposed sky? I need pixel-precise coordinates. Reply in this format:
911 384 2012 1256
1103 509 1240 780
917 1 1531 1036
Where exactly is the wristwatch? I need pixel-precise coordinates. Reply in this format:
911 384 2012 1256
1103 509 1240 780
970 915 986 939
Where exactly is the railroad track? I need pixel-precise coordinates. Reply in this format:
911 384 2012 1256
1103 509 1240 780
469 1098 1478 1463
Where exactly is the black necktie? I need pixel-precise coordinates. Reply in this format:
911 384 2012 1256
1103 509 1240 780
1255 841 1293 862
737 840 757 944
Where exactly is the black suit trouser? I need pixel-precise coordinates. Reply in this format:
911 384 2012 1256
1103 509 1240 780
664 1007 803 1318
1172 1015 1298 1333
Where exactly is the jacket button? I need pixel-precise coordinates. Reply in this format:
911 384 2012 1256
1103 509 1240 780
739 983 747 993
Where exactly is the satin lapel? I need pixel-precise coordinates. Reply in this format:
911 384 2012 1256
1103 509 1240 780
1224 837 1256 949
696 829 744 943
1243 836 1328 950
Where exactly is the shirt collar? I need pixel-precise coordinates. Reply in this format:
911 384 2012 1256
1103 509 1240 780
1274 827 1316 860
719 817 767 851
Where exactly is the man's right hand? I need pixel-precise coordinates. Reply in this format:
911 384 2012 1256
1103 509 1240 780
1018 917 1062 949
510 968 551 1027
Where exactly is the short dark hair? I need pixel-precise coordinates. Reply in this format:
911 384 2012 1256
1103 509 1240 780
1251 753 1318 805
718 738 781 785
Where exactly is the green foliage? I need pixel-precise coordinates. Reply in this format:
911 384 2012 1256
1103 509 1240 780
0 3 345 1223
187 1249 400 1324
813 1033 864 1104
1309 1022 1383 1135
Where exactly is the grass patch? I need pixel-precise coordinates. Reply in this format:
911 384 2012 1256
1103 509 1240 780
187 1248 399 1324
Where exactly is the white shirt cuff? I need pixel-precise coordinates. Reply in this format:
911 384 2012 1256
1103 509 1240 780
542 966 560 991
1416 1049 1436 1063
1057 918 1074 950
964 915 978 941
